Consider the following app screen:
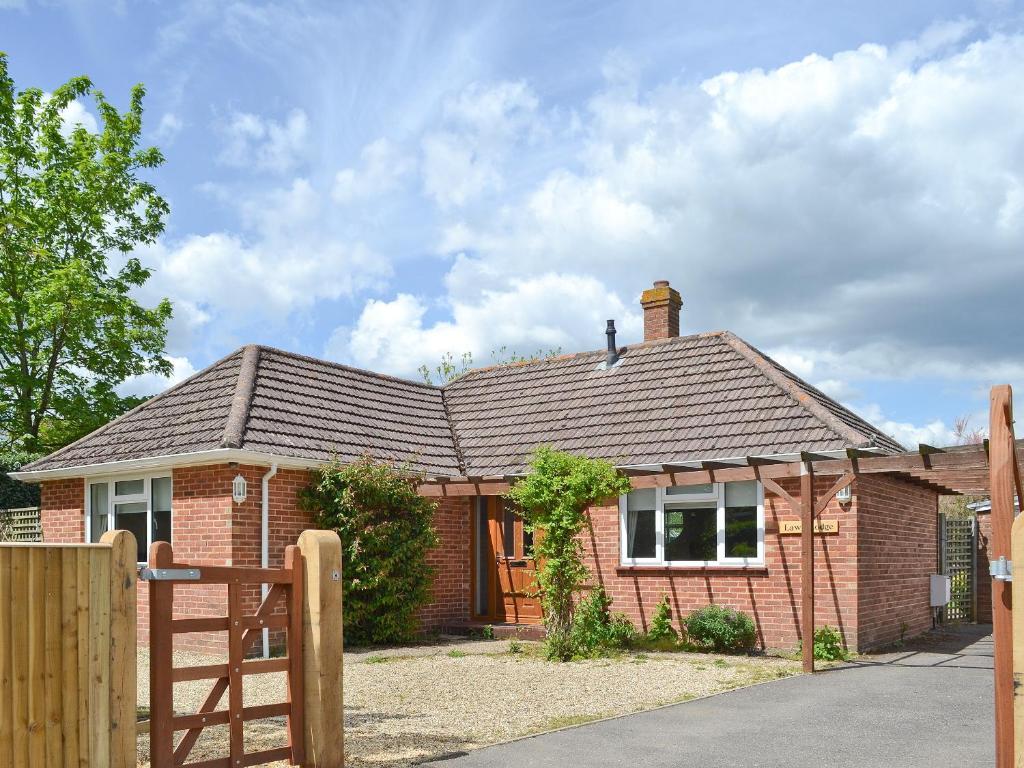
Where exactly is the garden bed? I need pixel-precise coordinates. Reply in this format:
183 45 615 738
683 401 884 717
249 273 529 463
136 638 800 767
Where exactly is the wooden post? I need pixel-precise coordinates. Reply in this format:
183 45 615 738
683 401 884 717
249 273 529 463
148 541 175 768
991 384 1016 768
801 462 815 674
100 531 137 768
297 530 344 768
285 545 306 764
1010 512 1024 763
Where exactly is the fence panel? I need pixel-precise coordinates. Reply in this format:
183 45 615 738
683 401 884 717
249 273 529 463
941 515 977 622
0 506 42 542
0 530 136 768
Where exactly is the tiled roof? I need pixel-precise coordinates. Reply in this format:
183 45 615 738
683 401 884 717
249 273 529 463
21 332 904 476
442 331 904 475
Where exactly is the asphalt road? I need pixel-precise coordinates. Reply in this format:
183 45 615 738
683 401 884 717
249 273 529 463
424 625 994 768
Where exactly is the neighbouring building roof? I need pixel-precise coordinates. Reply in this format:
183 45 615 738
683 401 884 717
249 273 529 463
18 330 904 478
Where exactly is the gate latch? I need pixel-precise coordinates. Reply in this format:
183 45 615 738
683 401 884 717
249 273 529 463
139 568 201 581
990 556 1013 582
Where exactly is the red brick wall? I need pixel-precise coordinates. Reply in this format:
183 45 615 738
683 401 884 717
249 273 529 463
416 496 472 631
855 474 939 649
39 477 85 542
583 477 860 651
977 512 993 623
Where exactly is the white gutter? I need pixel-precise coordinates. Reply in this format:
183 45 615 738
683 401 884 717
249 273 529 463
261 462 278 659
9 448 321 482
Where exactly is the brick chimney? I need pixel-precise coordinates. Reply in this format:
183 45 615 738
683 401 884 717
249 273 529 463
640 280 682 341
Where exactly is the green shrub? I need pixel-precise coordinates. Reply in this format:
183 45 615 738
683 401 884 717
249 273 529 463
569 586 640 657
300 456 439 645
683 605 756 653
811 625 848 661
647 597 679 644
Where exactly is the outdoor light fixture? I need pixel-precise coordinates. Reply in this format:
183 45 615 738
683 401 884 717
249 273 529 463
232 474 248 504
836 483 853 503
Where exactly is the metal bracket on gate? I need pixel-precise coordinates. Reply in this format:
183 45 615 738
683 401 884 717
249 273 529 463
990 556 1013 582
139 567 201 581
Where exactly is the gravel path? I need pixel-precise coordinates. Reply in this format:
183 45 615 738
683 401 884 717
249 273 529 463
136 639 800 767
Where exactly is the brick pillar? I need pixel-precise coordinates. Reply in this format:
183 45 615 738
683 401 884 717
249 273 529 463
640 280 683 341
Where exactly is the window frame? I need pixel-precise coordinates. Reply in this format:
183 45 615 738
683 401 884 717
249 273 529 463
85 473 172 563
619 482 765 567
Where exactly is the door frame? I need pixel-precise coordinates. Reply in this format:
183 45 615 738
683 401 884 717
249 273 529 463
469 496 542 624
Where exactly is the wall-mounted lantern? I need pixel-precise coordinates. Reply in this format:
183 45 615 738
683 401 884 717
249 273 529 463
232 474 248 504
836 483 853 504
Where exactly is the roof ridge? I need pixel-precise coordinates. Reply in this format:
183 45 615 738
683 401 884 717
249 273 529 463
445 330 725 385
256 344 442 391
438 387 468 477
20 347 246 471
220 345 261 449
718 331 879 450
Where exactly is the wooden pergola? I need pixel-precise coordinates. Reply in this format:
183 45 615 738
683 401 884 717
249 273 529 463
416 429 1015 675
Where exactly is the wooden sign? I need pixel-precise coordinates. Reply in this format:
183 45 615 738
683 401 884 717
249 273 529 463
779 519 839 535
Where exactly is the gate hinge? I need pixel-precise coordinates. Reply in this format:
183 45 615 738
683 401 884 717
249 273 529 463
139 567 201 581
990 556 1013 582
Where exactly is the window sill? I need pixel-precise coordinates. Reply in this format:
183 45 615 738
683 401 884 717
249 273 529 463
615 565 769 576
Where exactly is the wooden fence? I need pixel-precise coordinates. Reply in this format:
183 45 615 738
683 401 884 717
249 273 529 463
0 506 42 542
0 530 137 768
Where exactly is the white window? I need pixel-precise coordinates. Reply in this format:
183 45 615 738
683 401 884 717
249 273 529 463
86 475 172 563
619 481 764 567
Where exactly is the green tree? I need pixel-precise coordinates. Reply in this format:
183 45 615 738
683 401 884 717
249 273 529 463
300 456 440 645
0 53 171 455
504 447 631 660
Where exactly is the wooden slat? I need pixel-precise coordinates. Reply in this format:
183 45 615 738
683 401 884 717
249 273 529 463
160 564 294 584
227 583 244 767
285 545 305 763
75 549 90 768
101 531 136 768
59 548 79 768
42 547 63 768
182 745 295 768
0 546 12 768
27 547 46 767
88 547 111 767
171 657 290 683
171 614 289 635
172 702 291 732
10 547 28 767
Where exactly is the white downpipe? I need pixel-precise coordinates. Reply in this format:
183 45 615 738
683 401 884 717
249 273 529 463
261 463 278 658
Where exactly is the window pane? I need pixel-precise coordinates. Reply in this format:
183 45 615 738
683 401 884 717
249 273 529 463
89 483 108 543
626 509 656 558
114 478 144 496
665 483 714 496
151 476 172 548
664 506 717 561
724 506 758 558
502 508 515 557
725 480 757 507
115 502 147 561
626 488 656 510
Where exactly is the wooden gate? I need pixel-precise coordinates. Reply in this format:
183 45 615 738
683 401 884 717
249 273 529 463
145 541 305 768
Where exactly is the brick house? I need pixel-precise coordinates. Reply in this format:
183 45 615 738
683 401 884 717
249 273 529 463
13 280 942 654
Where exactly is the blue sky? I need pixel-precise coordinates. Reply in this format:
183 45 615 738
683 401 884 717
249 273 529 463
2 0 1022 447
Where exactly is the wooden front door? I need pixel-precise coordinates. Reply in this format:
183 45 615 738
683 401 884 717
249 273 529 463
472 497 542 623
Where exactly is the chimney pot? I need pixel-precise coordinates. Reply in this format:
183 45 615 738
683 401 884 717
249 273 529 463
640 280 683 342
605 319 619 367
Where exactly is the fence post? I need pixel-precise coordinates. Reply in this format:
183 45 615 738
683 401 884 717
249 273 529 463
100 530 137 768
148 541 175 768
297 530 344 768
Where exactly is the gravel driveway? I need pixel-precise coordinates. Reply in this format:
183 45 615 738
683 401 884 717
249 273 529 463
136 639 800 767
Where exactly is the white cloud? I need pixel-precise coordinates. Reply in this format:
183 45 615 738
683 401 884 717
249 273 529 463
330 272 642 377
853 403 958 450
116 355 198 397
218 109 308 172
421 80 542 208
58 99 98 134
332 138 414 204
155 112 184 143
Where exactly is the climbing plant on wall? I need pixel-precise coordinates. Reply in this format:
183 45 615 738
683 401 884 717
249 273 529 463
504 447 631 661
